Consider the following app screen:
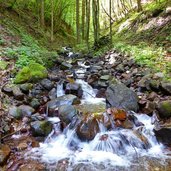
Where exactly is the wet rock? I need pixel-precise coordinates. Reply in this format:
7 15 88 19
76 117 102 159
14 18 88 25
0 145 10 165
106 82 139 112
48 88 57 100
60 62 72 70
9 106 22 119
40 79 54 90
122 119 134 129
31 120 53 137
161 82 171 94
96 88 106 98
65 83 83 98
100 75 111 81
98 80 108 88
76 115 100 141
87 74 99 85
1 84 13 95
31 113 45 121
20 83 33 94
18 105 35 117
91 65 102 71
143 101 156 115
154 123 171 145
12 86 24 100
107 107 127 121
30 98 40 109
58 105 77 125
47 94 80 116
157 100 171 118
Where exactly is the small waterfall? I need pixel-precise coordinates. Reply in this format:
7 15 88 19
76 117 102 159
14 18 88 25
76 79 105 104
56 81 65 97
76 79 96 99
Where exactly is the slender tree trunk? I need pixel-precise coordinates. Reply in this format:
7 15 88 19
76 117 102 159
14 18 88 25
82 0 86 40
40 0 45 27
109 0 112 45
137 0 142 12
76 0 80 43
85 0 90 50
92 0 100 45
51 0 54 42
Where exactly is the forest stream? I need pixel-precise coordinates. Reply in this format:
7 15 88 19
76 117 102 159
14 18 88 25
1 48 171 171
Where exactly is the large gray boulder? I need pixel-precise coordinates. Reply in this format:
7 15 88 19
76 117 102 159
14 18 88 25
106 81 139 112
46 94 80 116
58 105 77 125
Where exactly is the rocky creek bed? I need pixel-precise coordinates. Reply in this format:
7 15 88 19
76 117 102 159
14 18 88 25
1 48 171 170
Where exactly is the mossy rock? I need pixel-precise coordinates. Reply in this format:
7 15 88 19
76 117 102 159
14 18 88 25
14 62 48 84
158 100 171 118
0 60 8 70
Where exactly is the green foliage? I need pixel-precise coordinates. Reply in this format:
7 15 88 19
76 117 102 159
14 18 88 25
14 62 48 84
0 37 5 45
0 60 8 70
112 37 166 68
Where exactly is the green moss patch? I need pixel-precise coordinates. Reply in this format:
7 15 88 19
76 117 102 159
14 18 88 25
0 60 8 70
14 62 48 84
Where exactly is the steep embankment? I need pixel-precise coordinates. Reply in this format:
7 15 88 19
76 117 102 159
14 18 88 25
97 0 171 78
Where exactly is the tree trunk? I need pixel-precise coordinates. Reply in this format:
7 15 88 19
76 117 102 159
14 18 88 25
76 0 80 43
40 0 45 27
137 0 142 12
109 0 112 45
92 0 100 45
82 0 86 40
85 0 90 50
51 0 54 42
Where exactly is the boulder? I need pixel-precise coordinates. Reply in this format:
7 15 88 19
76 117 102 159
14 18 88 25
161 82 171 94
58 105 77 125
48 88 57 100
20 83 33 94
9 106 22 119
106 82 139 112
76 115 100 141
12 86 24 100
1 84 13 95
46 94 80 116
60 62 72 70
30 121 53 137
18 105 35 117
157 100 171 118
40 79 54 90
30 98 40 109
154 122 171 145
65 83 83 98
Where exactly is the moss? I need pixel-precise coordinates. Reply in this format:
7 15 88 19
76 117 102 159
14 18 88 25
159 101 171 118
14 62 48 84
0 60 8 70
40 121 52 136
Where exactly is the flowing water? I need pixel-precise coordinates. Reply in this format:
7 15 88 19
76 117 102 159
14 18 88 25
25 59 171 170
26 79 171 170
